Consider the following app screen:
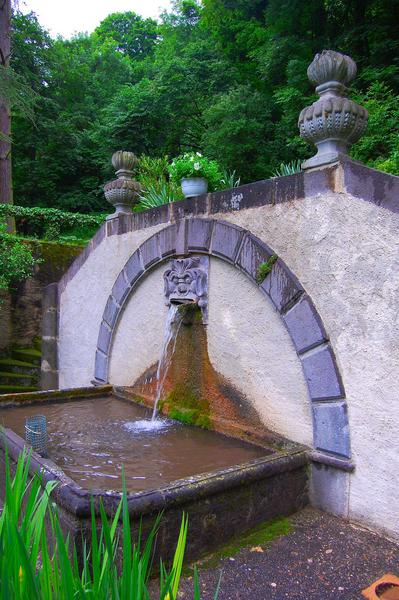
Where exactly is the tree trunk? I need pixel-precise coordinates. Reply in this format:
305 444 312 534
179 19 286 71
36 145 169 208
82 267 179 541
0 0 13 212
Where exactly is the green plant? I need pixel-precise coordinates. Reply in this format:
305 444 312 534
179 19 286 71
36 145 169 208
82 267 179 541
168 153 223 192
0 205 107 241
219 169 241 189
272 160 302 178
0 223 38 291
256 255 278 284
135 155 182 211
136 181 177 211
0 447 216 599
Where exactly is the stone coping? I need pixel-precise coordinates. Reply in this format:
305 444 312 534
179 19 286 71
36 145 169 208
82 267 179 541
1 425 308 519
0 385 112 408
57 157 399 294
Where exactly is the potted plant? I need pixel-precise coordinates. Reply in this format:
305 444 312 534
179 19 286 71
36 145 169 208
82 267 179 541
168 152 223 198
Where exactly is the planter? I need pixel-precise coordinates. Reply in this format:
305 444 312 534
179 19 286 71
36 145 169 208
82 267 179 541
181 177 208 198
104 150 141 218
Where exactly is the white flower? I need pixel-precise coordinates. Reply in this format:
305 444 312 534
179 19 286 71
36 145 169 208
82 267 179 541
196 152 202 157
190 156 194 161
194 162 201 170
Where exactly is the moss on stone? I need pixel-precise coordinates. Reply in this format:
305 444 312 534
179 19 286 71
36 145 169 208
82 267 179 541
168 407 211 429
162 382 211 429
186 516 292 572
256 254 278 284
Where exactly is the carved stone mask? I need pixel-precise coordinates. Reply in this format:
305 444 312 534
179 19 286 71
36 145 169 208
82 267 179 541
164 257 208 310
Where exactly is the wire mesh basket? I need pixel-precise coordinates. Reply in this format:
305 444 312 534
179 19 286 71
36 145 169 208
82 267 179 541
25 415 48 457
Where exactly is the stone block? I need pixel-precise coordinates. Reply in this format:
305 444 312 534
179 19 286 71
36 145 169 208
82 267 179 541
301 344 344 400
124 251 144 286
261 259 303 312
111 271 130 306
94 350 108 382
41 370 58 391
171 196 208 220
187 219 214 252
42 283 58 313
343 157 399 213
132 204 170 230
97 321 112 354
158 225 176 257
41 338 58 371
273 172 304 204
283 295 327 353
304 164 337 197
140 235 161 269
175 219 187 255
103 296 119 328
209 180 274 214
310 463 349 517
235 234 273 282
42 310 58 338
312 401 351 458
211 221 244 263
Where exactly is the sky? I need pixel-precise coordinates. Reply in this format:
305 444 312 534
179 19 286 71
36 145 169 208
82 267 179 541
20 0 173 38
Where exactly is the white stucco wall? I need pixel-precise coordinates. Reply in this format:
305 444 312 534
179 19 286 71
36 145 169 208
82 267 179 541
207 259 312 446
213 192 399 539
106 257 313 446
58 224 166 388
58 186 399 540
108 267 168 385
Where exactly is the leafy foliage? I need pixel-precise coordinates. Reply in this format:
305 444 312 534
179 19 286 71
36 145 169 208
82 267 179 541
0 447 215 599
9 0 399 213
0 204 106 240
0 223 38 291
272 160 302 177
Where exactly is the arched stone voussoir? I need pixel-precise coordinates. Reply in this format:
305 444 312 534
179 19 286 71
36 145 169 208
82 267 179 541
94 217 352 465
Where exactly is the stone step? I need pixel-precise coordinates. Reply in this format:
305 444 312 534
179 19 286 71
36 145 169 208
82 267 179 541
0 358 38 376
11 348 42 366
0 372 38 386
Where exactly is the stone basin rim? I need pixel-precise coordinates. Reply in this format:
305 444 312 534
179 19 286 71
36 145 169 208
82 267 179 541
1 427 308 519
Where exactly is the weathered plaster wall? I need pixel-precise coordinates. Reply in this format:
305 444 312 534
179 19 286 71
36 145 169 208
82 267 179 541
207 259 312 446
211 192 399 540
57 161 399 541
58 224 165 388
107 258 313 446
108 267 168 385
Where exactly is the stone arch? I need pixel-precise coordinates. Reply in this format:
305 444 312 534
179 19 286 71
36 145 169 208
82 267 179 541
94 218 351 464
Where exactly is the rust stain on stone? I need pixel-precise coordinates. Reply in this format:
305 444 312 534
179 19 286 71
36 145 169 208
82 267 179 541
126 306 274 446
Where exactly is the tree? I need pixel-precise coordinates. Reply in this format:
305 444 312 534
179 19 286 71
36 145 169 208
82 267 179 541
0 0 12 206
95 12 158 60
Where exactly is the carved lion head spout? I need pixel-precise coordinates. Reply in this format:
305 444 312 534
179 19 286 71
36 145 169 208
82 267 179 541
164 257 208 309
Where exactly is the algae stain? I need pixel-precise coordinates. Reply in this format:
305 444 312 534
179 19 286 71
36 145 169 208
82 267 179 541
161 382 211 429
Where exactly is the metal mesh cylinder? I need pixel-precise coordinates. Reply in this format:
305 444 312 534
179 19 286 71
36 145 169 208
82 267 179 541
25 415 47 457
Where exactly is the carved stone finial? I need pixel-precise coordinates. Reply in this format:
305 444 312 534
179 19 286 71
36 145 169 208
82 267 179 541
164 256 209 323
298 50 368 169
104 150 141 219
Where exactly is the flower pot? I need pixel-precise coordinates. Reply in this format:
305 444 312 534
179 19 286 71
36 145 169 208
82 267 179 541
181 177 208 198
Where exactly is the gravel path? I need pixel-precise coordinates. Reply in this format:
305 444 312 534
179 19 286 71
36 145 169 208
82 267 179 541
177 508 399 600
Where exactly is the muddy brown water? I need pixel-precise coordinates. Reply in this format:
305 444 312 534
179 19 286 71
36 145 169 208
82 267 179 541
0 396 268 493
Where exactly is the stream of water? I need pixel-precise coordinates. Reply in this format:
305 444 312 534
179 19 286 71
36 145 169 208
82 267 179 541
124 304 184 433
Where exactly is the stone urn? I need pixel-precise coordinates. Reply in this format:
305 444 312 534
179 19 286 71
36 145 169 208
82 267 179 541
104 150 141 218
181 177 208 198
298 50 368 169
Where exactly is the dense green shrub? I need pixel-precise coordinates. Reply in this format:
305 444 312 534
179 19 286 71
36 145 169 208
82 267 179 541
0 223 38 291
0 204 106 240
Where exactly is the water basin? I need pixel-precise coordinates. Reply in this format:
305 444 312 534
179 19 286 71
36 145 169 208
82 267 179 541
0 395 267 492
